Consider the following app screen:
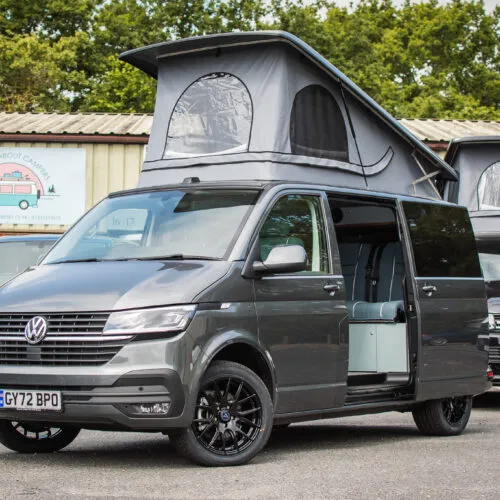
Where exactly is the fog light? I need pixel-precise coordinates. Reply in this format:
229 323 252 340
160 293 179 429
133 402 171 415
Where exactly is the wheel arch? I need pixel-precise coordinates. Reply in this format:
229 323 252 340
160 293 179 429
187 333 277 418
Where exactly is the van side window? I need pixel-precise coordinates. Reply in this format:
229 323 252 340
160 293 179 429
403 202 482 278
259 194 329 273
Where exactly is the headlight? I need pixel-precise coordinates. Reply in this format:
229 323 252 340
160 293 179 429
104 305 196 335
488 313 496 330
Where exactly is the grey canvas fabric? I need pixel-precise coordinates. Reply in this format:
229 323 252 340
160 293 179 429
122 32 456 199
444 138 500 239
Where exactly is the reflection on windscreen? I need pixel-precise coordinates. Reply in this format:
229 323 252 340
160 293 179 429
479 253 500 282
44 189 260 264
0 240 56 284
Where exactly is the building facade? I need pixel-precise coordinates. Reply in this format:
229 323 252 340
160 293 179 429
0 112 498 234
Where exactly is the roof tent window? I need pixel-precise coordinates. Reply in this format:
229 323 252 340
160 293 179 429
165 73 252 158
290 85 348 161
478 162 500 210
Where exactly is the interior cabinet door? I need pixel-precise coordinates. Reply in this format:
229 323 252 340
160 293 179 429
348 324 377 372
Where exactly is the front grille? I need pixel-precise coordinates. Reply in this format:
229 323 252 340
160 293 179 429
489 346 500 365
0 313 132 366
0 313 108 334
493 314 500 331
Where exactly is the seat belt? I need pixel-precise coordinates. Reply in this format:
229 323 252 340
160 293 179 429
364 245 379 302
371 244 387 302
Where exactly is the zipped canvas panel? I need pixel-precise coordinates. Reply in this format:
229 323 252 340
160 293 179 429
121 32 457 199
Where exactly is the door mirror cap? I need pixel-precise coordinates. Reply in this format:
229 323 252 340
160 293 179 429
253 245 307 274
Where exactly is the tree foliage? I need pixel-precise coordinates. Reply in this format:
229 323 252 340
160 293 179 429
0 0 498 119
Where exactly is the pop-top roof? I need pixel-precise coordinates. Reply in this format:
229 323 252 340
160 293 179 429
120 31 457 181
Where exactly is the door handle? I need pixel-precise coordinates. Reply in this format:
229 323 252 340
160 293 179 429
324 283 341 295
422 285 437 295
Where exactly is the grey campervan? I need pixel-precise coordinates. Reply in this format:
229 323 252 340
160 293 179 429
443 137 500 387
0 32 490 466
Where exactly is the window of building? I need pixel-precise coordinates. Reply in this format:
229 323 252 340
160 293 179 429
259 194 329 273
478 162 500 210
165 73 252 158
290 85 348 161
403 202 482 278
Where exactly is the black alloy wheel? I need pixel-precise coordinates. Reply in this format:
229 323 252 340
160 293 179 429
442 397 469 425
170 361 273 466
412 395 472 436
193 376 262 455
0 420 80 453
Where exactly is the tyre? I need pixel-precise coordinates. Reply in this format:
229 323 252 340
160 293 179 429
170 360 273 466
0 420 80 453
19 200 29 210
412 396 472 436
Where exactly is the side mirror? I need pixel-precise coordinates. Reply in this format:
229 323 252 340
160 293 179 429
253 245 307 274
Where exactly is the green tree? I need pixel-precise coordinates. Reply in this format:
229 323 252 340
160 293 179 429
0 0 98 38
0 33 88 112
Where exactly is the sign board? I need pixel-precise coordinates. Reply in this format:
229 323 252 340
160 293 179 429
0 148 86 226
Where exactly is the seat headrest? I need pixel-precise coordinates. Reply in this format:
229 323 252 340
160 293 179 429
261 218 291 238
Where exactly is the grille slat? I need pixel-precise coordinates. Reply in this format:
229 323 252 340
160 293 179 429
0 312 131 366
489 346 500 364
494 314 500 330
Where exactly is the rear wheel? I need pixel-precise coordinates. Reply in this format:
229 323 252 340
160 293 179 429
0 420 80 453
412 396 472 436
170 361 273 466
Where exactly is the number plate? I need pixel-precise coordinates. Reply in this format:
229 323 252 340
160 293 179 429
0 389 62 412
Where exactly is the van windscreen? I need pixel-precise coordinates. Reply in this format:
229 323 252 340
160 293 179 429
43 189 260 264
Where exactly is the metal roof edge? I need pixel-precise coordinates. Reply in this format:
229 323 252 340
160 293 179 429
120 31 457 181
444 135 500 165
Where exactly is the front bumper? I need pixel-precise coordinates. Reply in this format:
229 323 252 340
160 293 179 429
0 336 192 430
0 368 186 430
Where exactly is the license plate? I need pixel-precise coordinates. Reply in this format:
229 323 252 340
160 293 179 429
0 389 62 412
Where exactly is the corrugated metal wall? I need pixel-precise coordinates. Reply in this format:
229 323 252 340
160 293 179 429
0 141 145 233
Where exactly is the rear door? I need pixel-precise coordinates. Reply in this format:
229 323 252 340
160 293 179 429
252 191 349 414
401 201 488 400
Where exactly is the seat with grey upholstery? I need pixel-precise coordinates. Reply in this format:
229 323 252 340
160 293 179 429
340 241 405 321
259 218 304 261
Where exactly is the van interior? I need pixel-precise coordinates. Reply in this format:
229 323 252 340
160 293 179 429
328 197 411 399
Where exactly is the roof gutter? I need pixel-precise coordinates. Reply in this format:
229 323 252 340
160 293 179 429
0 133 149 145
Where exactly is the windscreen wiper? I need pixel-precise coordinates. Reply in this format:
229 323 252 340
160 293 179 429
112 255 223 261
48 258 104 264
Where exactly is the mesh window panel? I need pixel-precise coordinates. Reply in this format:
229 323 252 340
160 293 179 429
290 85 348 161
165 73 252 158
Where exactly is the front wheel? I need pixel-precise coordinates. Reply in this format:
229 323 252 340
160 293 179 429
0 421 80 453
412 396 472 436
170 361 273 466
19 200 29 210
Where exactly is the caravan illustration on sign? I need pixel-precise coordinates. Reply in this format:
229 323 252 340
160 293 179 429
0 163 43 210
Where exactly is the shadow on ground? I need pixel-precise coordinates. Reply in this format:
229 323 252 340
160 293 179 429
473 391 500 409
0 417 488 469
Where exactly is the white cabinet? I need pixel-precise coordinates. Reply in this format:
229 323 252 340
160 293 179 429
349 323 408 373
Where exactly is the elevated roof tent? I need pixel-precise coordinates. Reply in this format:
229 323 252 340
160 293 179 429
444 136 500 240
120 31 457 199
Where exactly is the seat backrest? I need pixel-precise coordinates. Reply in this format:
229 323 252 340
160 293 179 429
339 241 405 303
373 242 405 302
338 243 361 300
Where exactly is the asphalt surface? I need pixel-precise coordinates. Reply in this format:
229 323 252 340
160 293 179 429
1 393 499 500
